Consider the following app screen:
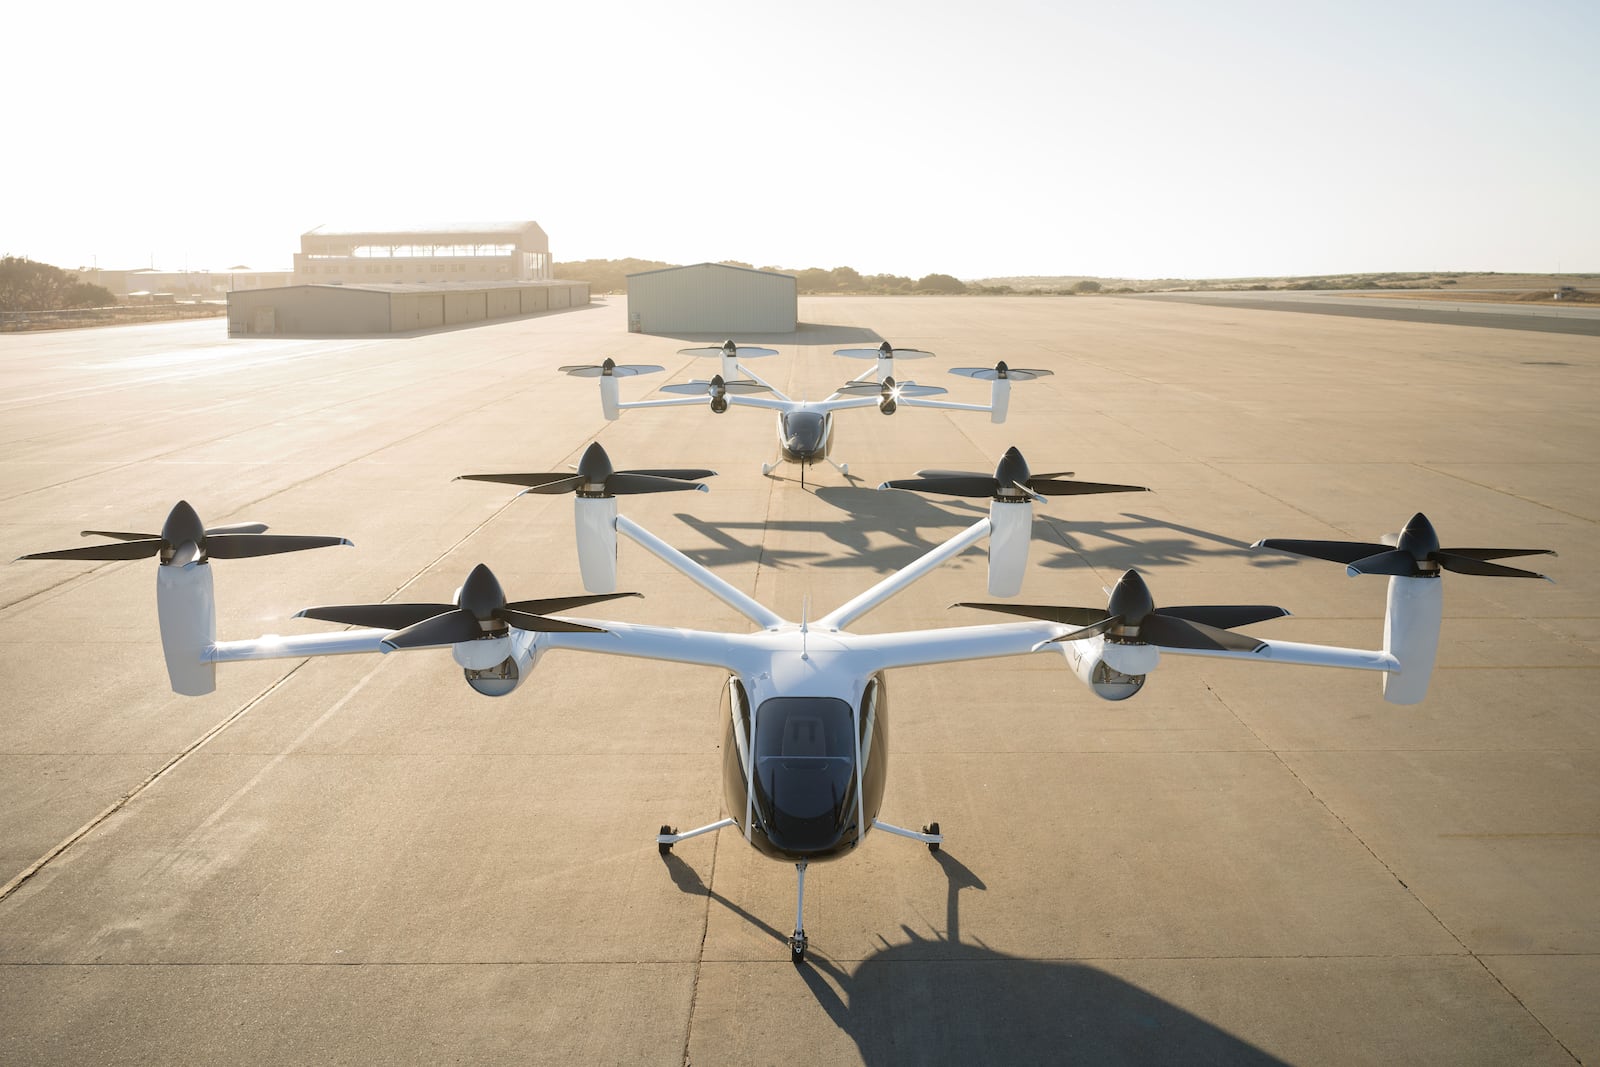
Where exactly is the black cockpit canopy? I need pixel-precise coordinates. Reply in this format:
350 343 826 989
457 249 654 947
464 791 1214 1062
751 696 856 855
780 411 828 459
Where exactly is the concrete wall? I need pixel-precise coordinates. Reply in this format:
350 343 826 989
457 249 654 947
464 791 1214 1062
626 264 797 335
226 286 391 336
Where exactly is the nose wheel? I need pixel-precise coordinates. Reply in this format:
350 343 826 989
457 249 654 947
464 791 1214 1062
790 861 810 965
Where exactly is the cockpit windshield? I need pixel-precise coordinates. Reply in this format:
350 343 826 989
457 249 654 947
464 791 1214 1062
751 697 856 853
781 411 827 456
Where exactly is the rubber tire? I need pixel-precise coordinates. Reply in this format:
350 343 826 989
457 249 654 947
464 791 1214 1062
925 822 941 853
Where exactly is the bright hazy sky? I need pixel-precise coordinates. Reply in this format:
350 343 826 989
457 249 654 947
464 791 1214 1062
7 0 1597 280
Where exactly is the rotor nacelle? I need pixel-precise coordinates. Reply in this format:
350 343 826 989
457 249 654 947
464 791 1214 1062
1056 634 1149 701
461 631 543 697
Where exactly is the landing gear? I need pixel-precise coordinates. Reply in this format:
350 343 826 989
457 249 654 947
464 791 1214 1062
655 818 735 855
872 818 944 851
791 861 809 964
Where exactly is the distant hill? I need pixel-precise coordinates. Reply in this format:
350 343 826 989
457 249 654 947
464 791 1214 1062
553 261 1600 297
970 270 1600 294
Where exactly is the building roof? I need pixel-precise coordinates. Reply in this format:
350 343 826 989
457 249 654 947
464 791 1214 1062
626 262 795 280
234 280 583 296
302 222 544 239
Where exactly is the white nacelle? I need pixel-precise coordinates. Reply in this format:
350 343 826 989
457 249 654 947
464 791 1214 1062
989 377 1012 424
453 633 513 672
575 495 620 592
599 376 621 421
1057 634 1150 701
157 561 218 696
460 631 541 697
1381 575 1442 705
987 499 1032 596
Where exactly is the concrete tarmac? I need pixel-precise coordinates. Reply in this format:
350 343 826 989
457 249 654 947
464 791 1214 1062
1 295 1596 1064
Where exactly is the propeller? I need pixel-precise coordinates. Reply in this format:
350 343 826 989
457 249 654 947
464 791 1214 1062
558 357 664 378
835 341 935 361
834 375 949 413
658 373 772 413
17 500 352 566
1254 512 1556 580
948 360 1052 382
678 340 779 360
297 563 640 650
457 441 714 497
879 446 1148 502
956 569 1289 653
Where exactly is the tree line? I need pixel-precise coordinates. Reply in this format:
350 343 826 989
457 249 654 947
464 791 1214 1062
552 259 1043 296
0 257 116 311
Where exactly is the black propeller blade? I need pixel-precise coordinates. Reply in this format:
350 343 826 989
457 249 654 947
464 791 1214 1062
17 500 351 565
559 357 664 378
678 340 779 360
949 360 1053 382
659 374 773 398
296 563 642 649
658 373 772 413
879 446 1148 501
457 442 714 498
1254 512 1556 580
956 569 1288 653
835 341 935 361
834 375 948 399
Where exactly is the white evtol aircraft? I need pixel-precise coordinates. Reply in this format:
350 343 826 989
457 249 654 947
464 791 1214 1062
559 340 1051 486
19 444 1555 962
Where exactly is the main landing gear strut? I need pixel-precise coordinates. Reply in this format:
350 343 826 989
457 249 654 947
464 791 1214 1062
656 817 943 964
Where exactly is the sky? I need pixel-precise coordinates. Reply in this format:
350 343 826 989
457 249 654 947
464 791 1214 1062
6 0 1598 280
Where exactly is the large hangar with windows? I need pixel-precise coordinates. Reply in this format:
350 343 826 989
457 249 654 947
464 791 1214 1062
293 222 553 285
627 263 797 335
227 220 588 335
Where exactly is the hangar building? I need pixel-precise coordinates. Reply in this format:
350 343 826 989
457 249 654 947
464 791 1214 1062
228 220 587 335
294 222 552 285
627 263 797 334
227 280 588 336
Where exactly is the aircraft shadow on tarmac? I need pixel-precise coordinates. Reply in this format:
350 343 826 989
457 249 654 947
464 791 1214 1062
671 491 1287 577
663 850 1286 1066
